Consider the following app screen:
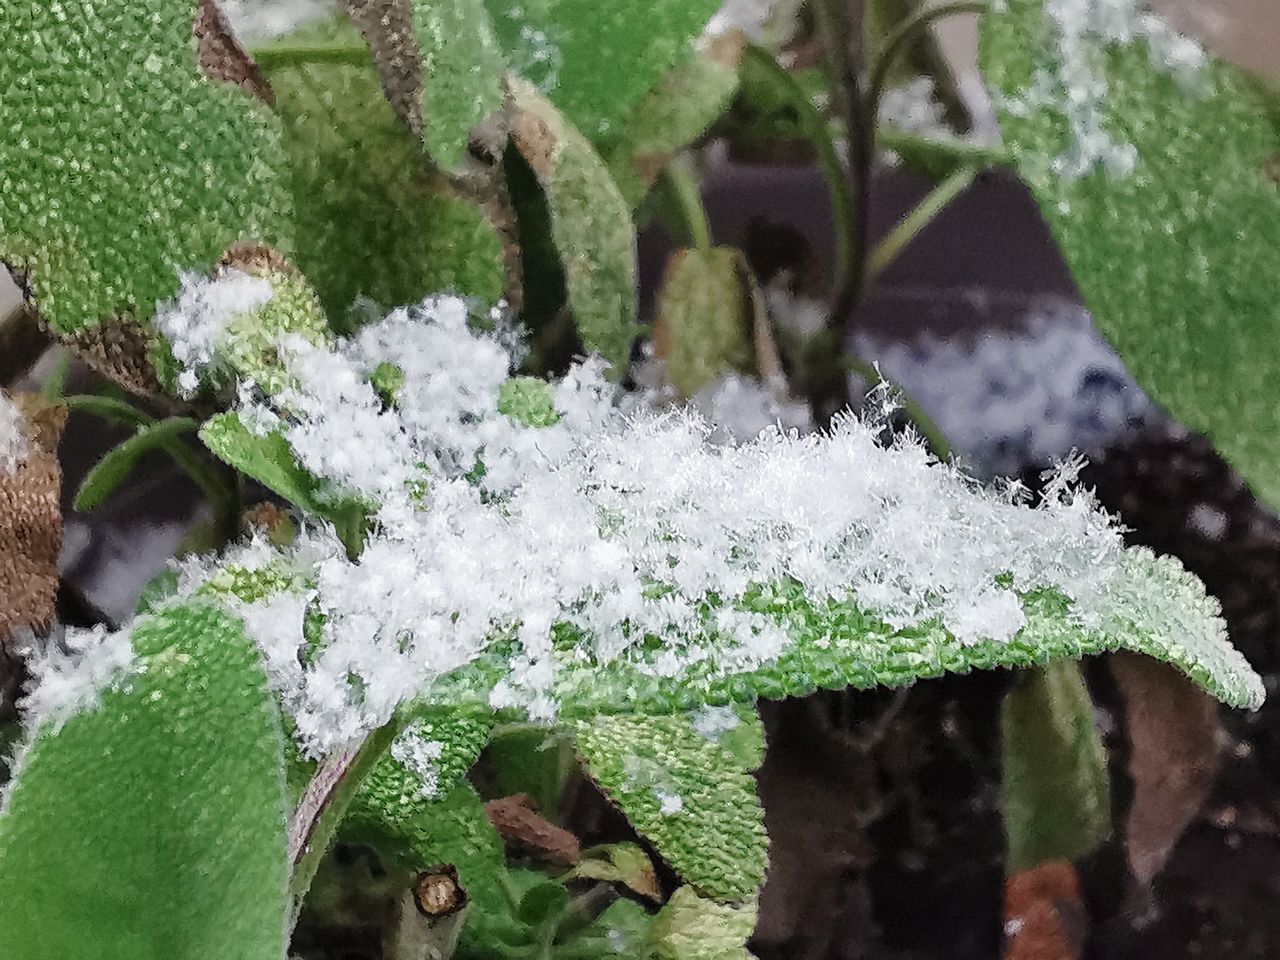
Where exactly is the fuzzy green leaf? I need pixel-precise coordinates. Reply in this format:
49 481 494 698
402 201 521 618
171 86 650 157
0 0 291 336
574 713 767 902
258 15 504 322
653 246 757 398
1002 660 1111 871
508 79 640 373
980 0 1280 506
427 549 1263 716
486 0 722 142
647 887 755 960
200 411 363 521
74 416 200 511
0 602 289 960
340 709 503 911
605 44 742 208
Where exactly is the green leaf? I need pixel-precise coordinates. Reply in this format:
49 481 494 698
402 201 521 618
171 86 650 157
481 723 577 816
508 78 640 374
0 0 291 336
605 43 742 208
647 887 755 960
200 411 364 522
574 713 767 902
553 898 654 960
486 0 722 142
258 15 505 322
340 709 504 914
1001 660 1111 871
74 416 201 511
653 247 757 398
426 549 1264 716
516 880 572 926
498 376 562 427
0 602 289 960
980 0 1280 507
563 842 662 901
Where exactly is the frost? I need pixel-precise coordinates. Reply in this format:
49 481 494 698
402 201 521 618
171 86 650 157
656 789 685 816
691 705 741 741
17 625 135 732
878 77 954 143
690 373 813 444
996 0 1207 180
220 0 338 41
161 292 1225 754
389 722 445 799
0 392 28 473
153 271 274 396
705 0 802 46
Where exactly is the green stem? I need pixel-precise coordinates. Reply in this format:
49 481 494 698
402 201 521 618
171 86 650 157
248 41 369 70
742 44 856 307
866 2 988 120
842 356 953 460
656 156 713 251
864 165 976 285
62 395 237 532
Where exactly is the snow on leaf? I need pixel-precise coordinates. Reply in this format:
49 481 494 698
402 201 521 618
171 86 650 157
0 602 289 960
159 294 1261 761
980 0 1280 508
575 713 768 901
0 0 292 337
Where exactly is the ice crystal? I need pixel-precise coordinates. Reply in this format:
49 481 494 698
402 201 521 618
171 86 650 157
152 271 274 396
691 705 741 741
18 626 135 732
996 0 1206 179
656 789 685 816
0 392 28 473
389 722 445 799
220 0 338 41
155 291 1235 755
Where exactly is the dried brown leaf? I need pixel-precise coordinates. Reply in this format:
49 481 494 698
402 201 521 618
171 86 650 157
484 793 581 868
1003 860 1086 960
195 0 274 104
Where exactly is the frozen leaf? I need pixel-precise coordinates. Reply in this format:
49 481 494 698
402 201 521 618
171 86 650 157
0 602 290 960
605 41 743 208
0 0 291 336
574 713 767 901
980 0 1280 507
259 13 505 320
1001 660 1110 871
647 887 756 960
486 0 723 142
652 247 758 398
0 393 64 643
508 79 640 373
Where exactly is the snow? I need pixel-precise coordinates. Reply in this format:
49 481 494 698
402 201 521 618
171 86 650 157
143 291 1219 756
389 722 445 799
996 0 1207 180
691 704 741 740
16 625 135 733
220 0 338 41
656 788 685 816
0 392 28 473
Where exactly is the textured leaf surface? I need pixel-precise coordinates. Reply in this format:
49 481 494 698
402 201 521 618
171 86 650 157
647 887 755 960
575 713 767 901
980 0 1280 506
605 43 742 208
1001 660 1110 871
259 15 504 320
508 79 639 373
0 602 289 960
652 247 756 397
428 551 1263 716
0 0 291 335
486 0 722 141
341 709 503 912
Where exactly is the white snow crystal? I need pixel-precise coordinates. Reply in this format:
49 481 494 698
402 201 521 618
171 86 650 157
158 292 1189 756
656 789 685 816
691 704 742 740
0 392 29 473
996 0 1207 180
17 625 135 732
220 0 338 41
389 722 445 799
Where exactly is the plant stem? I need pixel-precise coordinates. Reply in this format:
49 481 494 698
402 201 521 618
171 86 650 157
656 156 713 251
842 356 953 460
866 2 987 123
742 44 855 309
248 41 369 70
812 0 871 325
864 165 976 285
